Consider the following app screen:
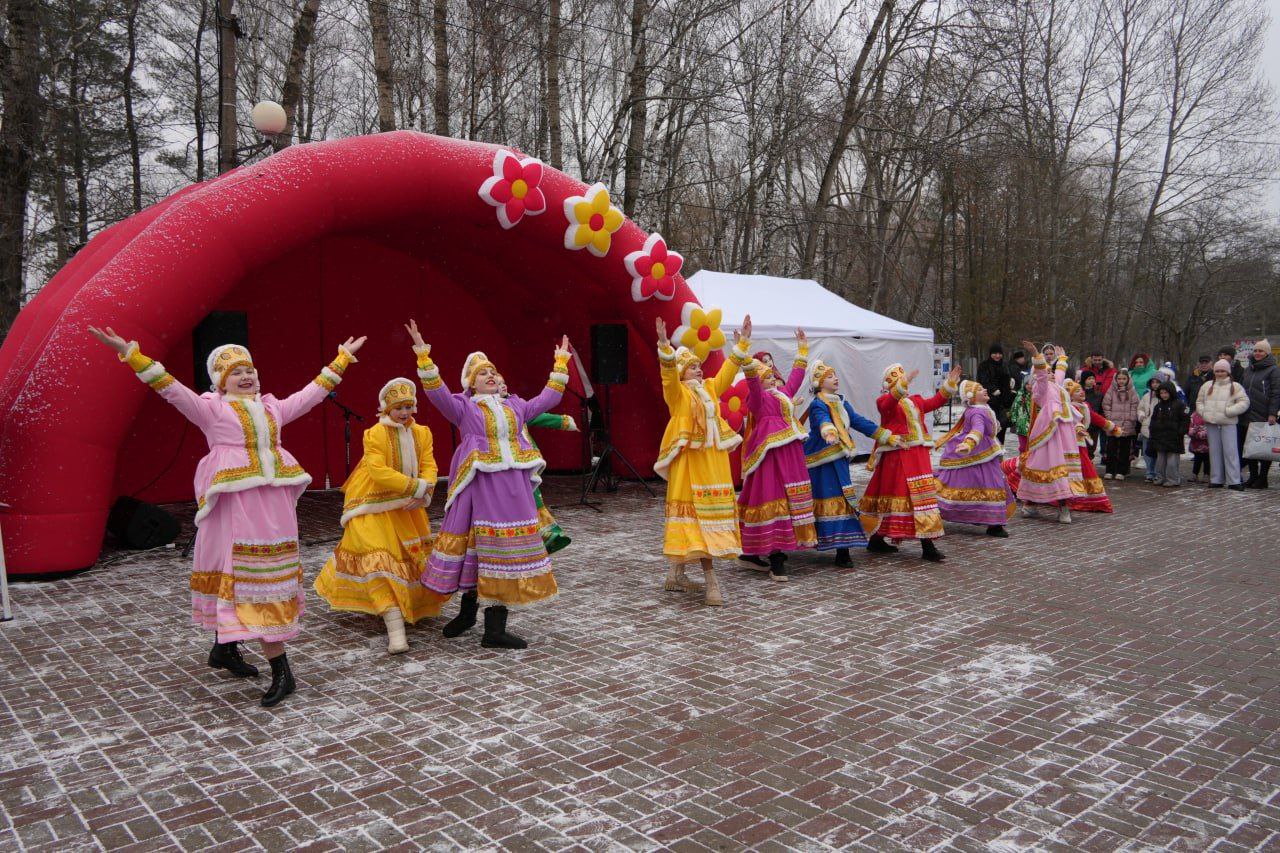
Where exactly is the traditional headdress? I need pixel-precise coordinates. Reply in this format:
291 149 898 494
461 351 497 390
810 359 837 391
674 347 702 378
206 344 254 392
1063 379 1082 396
959 380 982 405
753 350 783 382
882 362 906 389
378 377 417 414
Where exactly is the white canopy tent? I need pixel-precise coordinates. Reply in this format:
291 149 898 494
686 270 935 454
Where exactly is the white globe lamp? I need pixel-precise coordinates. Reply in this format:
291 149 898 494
251 101 288 137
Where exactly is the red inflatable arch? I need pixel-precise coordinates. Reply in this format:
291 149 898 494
0 131 721 575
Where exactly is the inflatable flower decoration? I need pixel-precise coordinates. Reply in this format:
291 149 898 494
673 304 725 363
478 150 547 229
563 183 624 257
624 232 683 302
720 379 749 433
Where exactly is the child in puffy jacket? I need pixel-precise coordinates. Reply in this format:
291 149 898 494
1148 382 1190 487
1188 410 1209 482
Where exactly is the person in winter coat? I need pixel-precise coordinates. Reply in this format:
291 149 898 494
1137 376 1163 481
1241 339 1280 488
1083 375 1106 459
1148 382 1189 487
1129 354 1157 398
977 343 1016 444
1217 346 1245 384
1155 366 1186 404
1196 360 1248 489
1185 355 1213 413
1188 411 1209 482
1079 352 1117 397
1009 350 1031 390
1102 370 1140 479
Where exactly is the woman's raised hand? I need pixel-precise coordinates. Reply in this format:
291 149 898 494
342 336 368 356
655 317 670 348
88 325 130 354
796 328 806 346
555 335 571 360
948 365 963 383
906 368 920 385
1020 339 1037 354
404 319 426 348
741 314 752 342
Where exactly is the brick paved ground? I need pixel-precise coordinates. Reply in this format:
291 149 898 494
2 463 1279 851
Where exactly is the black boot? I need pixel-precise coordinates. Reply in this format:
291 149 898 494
768 551 788 582
442 591 479 638
986 525 1009 538
260 652 296 707
833 547 853 567
921 539 946 562
208 640 259 678
738 554 769 568
866 535 898 554
481 606 527 650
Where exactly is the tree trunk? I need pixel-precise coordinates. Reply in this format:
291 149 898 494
799 0 895 277
433 0 449 135
217 0 238 171
194 0 209 182
274 0 323 151
0 0 41 338
368 0 395 132
545 0 563 168
123 0 143 211
621 0 648 217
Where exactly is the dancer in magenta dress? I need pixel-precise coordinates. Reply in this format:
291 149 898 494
1014 342 1080 523
736 330 817 582
408 320 570 649
935 381 1015 536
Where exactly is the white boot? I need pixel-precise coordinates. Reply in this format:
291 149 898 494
1057 505 1072 524
1019 503 1040 519
383 607 408 654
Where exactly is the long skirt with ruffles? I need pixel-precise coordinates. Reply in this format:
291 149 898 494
858 447 944 541
314 507 442 622
738 441 817 555
421 468 558 608
937 460 1016 526
190 484 306 644
807 458 867 551
1068 447 1113 512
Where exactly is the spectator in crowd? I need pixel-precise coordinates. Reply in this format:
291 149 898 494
976 342 1016 444
1241 339 1280 489
1185 355 1213 412
1083 374 1106 459
1197 359 1248 490
1102 369 1139 479
1009 349 1031 390
1079 351 1116 396
1137 376 1163 481
1129 353 1157 397
1155 365 1186 404
1148 381 1189 487
1217 346 1245 383
1188 410 1209 482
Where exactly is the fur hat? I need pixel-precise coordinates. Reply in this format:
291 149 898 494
674 347 702 378
882 362 906 389
1063 379 1082 396
378 378 417 414
959 380 982 404
810 359 837 390
206 344 254 392
461 351 497 390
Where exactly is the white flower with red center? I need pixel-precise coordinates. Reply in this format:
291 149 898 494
478 150 547 230
624 232 683 302
563 183 624 257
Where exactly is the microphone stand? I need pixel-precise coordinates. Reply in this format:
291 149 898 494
327 392 364 477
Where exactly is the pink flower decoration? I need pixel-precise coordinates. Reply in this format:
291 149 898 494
624 232 683 302
478 150 547 229
720 379 750 433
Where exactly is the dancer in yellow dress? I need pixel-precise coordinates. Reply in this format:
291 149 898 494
654 315 752 605
314 377 441 654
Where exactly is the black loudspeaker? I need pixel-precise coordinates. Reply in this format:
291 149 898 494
590 323 628 385
107 497 181 550
193 311 249 390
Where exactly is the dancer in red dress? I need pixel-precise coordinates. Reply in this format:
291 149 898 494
1065 379 1120 513
858 363 961 562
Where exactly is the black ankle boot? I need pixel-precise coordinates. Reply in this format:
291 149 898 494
921 540 946 562
208 640 259 678
986 525 1009 538
738 554 769 568
481 606 527 649
442 591 479 638
768 551 788 581
260 652 296 707
866 536 898 554
834 547 853 567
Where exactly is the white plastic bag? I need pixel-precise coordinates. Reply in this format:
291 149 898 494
1243 421 1280 461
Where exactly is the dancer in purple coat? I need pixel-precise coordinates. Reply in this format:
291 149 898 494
935 380 1015 537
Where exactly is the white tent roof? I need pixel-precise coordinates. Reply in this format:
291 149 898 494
685 270 933 342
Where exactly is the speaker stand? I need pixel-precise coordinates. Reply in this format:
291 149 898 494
579 385 656 507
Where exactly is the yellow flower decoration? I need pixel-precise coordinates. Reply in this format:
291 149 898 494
563 182 625 258
673 304 726 363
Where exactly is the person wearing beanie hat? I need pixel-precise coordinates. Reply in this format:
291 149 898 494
501 375 576 555
1196 359 1248 489
935 380 1015 536
1241 339 1280 488
89 324 366 707
1008 341 1079 523
314 378 440 654
858 361 962 562
1064 379 1121 512
405 320 571 649
801 355 892 567
977 342 1015 445
735 330 818 580
652 314 752 605
1185 355 1214 413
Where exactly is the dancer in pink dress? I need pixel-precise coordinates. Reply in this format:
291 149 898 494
736 330 817 582
89 324 365 707
1014 341 1079 523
